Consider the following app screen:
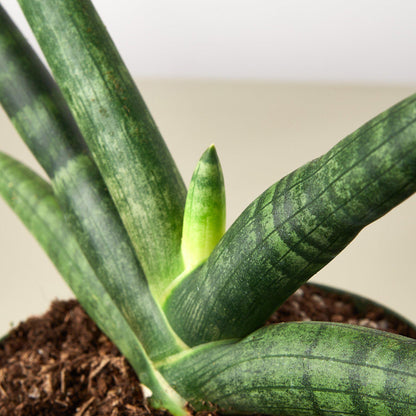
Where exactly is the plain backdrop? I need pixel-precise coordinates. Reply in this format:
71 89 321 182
1 2 416 335
2 0 416 83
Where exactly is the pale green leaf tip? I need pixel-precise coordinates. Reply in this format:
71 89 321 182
181 144 226 271
197 144 219 168
204 143 218 162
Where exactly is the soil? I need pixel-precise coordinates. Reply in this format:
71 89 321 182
0 284 415 416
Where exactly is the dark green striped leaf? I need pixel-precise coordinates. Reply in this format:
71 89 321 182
0 3 87 177
17 0 186 297
0 152 188 416
0 3 184 361
51 155 186 360
158 321 416 416
164 94 416 346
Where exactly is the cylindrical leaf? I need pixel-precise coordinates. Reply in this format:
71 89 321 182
159 322 416 415
18 0 186 297
164 94 416 346
0 3 184 360
181 145 226 272
0 152 188 416
0 3 86 177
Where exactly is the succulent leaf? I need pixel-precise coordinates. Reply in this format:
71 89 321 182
17 0 187 298
164 93 416 346
0 152 188 416
0 3 184 361
159 321 416 416
181 145 226 272
2 2 416 416
0 3 87 177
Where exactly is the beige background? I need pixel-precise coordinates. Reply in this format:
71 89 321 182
1 80 415 336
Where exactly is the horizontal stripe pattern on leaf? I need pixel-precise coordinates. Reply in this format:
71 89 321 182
0 2 185 361
159 321 416 416
17 0 186 297
164 94 416 346
0 152 188 416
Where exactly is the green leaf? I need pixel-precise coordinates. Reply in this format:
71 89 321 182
158 321 416 416
181 145 226 272
0 152 188 416
17 0 186 297
0 3 87 178
52 155 187 360
164 93 416 346
0 3 184 360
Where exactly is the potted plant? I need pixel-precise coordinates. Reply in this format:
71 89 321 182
1 1 416 415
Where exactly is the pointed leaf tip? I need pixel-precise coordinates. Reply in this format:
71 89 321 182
181 145 226 271
205 144 219 161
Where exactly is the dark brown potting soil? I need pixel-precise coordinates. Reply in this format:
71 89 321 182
0 284 415 415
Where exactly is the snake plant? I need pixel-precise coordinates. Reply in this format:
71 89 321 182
1 1 416 415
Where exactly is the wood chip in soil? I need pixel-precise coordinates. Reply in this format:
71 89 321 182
0 284 415 415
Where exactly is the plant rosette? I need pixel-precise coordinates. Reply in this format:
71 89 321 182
1 1 416 416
